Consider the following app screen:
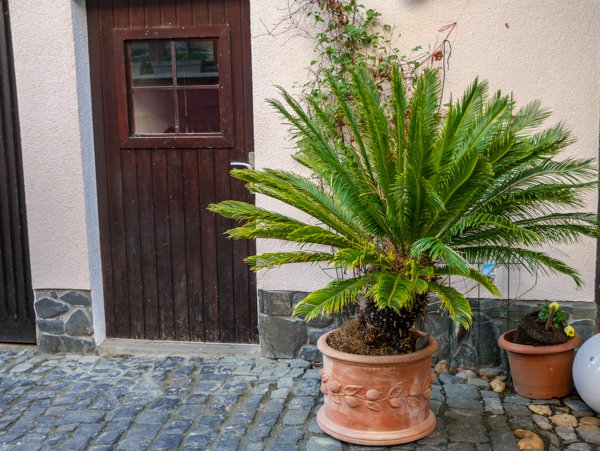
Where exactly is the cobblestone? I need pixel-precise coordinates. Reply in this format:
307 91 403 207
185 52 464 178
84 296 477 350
1 348 599 450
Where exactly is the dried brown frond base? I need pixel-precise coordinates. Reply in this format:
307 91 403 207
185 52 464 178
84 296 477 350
514 311 569 346
326 317 420 356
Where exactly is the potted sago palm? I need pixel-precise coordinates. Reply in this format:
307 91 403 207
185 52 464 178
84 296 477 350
498 301 581 399
210 64 599 445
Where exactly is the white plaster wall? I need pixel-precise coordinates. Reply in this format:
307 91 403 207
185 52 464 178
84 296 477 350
250 0 600 302
9 0 92 290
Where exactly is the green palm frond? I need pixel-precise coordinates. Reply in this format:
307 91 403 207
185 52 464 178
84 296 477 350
246 252 333 271
292 275 375 321
427 282 473 329
210 63 598 332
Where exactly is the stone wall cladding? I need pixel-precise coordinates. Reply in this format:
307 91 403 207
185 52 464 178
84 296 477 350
33 290 95 354
258 290 598 369
258 290 346 363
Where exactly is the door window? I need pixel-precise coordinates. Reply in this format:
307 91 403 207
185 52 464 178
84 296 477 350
128 39 221 135
113 26 233 148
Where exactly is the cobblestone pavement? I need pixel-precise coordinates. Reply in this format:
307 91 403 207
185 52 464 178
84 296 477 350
1 348 599 451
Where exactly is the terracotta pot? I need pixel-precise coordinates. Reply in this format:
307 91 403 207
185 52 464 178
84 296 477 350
498 330 581 399
316 330 438 446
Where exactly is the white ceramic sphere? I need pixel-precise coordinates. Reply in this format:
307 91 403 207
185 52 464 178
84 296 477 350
573 333 600 413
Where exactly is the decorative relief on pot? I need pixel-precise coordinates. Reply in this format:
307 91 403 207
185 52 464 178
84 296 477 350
320 369 435 412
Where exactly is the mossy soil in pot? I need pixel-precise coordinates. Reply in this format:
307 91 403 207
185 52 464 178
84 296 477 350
514 311 569 346
327 317 421 356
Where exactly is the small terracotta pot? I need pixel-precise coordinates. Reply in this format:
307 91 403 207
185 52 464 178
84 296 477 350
316 330 438 446
498 330 581 399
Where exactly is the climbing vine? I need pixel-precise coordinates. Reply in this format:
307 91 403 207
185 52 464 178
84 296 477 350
269 0 454 101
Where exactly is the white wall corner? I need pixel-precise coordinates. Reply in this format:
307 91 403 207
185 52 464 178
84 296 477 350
70 0 105 343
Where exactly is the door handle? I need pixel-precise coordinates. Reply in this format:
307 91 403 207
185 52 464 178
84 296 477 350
230 161 253 170
230 152 254 170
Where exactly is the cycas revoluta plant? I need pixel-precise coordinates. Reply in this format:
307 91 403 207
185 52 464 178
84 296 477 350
210 64 599 354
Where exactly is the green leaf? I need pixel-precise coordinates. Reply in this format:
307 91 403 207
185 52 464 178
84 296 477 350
293 275 374 321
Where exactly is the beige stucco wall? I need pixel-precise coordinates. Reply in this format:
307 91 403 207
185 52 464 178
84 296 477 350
9 0 599 311
250 0 600 302
9 0 93 291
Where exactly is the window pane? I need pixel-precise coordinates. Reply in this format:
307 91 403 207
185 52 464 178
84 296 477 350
129 41 173 87
131 90 176 134
176 40 219 86
178 89 220 133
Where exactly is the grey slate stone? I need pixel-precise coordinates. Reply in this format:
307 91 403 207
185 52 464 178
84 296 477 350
503 402 530 416
563 396 591 412
556 426 578 443
446 396 481 410
153 434 183 449
65 309 94 336
308 327 334 344
503 394 530 405
480 390 499 399
488 431 519 451
448 444 475 451
282 409 310 425
259 290 293 316
61 291 91 306
62 336 95 354
416 421 447 446
571 319 595 344
532 413 553 431
430 385 444 401
306 436 343 450
565 443 593 451
37 334 66 353
37 319 65 334
439 374 464 385
538 430 561 448
298 345 321 363
467 378 489 388
35 297 68 319
444 383 480 397
306 314 334 328
259 314 307 359
484 398 504 415
576 425 600 445
276 426 304 444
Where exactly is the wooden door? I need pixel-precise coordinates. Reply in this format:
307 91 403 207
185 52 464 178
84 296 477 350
87 0 257 343
0 0 35 344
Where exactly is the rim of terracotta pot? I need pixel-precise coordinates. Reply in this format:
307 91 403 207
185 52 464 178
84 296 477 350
317 329 439 365
498 329 581 355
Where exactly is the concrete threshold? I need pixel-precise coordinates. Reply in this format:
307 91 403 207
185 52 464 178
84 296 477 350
0 343 35 352
98 338 259 357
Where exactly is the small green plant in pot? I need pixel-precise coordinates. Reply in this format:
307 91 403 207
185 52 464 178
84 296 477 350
498 301 581 399
210 64 598 444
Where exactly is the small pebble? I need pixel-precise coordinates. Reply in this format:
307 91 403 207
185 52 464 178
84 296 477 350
549 413 578 428
456 369 477 380
517 436 545 450
490 378 506 393
580 416 600 426
514 429 545 450
528 404 552 415
434 359 449 375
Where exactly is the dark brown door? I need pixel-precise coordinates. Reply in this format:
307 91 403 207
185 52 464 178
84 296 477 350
0 0 35 344
87 0 257 343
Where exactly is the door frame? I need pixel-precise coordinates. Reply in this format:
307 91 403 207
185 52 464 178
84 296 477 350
86 0 257 343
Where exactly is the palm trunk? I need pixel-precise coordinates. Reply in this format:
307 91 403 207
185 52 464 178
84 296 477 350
361 294 429 353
